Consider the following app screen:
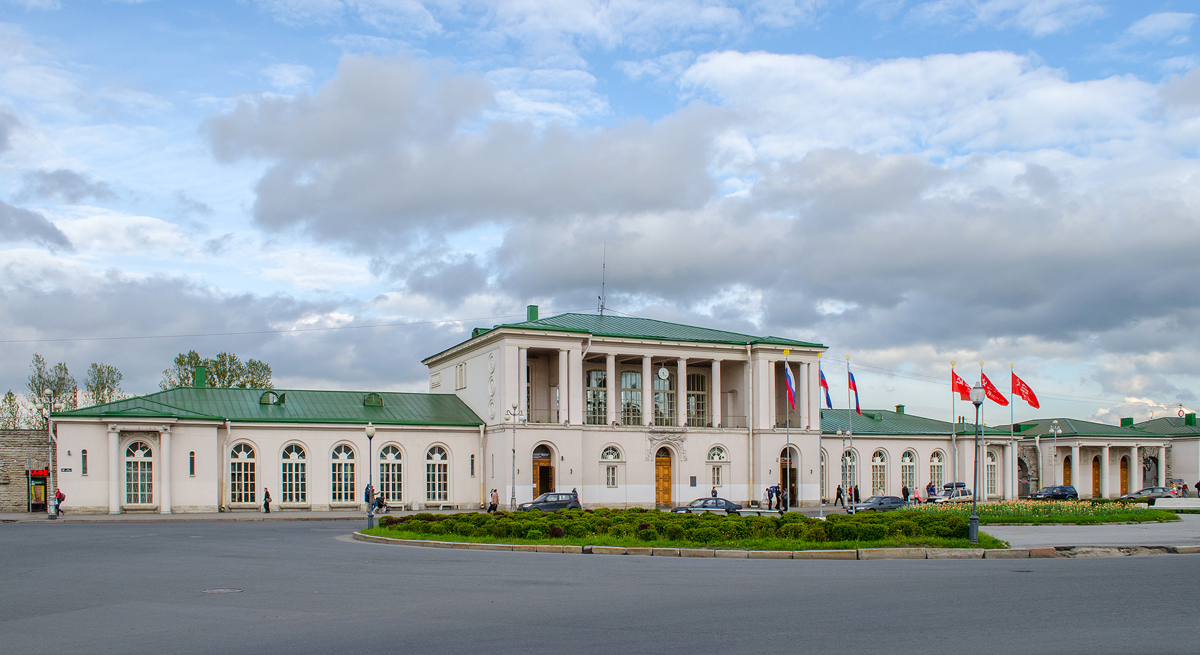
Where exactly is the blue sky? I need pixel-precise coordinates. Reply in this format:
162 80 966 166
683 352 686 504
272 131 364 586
3 0 1200 426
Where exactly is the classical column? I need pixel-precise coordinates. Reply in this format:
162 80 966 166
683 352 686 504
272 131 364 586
159 428 172 514
642 356 652 426
798 362 808 429
1101 445 1111 498
606 354 617 425
518 347 528 416
1001 442 1011 500
1070 444 1080 489
1158 445 1167 486
767 359 777 427
568 348 584 425
558 349 569 423
108 425 120 514
676 358 687 427
1129 445 1139 492
711 359 722 428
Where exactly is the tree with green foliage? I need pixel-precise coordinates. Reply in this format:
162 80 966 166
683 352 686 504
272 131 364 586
160 350 273 390
0 390 25 429
84 363 124 405
26 354 78 427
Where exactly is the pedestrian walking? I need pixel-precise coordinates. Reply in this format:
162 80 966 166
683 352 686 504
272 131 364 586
1195 481 1200 496
761 486 770 508
926 482 935 498
834 485 844 507
780 486 789 512
913 488 921 503
53 487 65 515
364 483 374 505
488 488 499 513
1184 485 1191 498
901 485 910 502
853 485 860 503
262 488 271 513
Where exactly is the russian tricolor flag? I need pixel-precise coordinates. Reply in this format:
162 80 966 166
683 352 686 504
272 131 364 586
783 363 796 409
818 369 832 409
848 371 862 415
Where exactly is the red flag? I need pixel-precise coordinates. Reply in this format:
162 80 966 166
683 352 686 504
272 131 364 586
981 373 1009 406
1012 372 1040 409
951 370 971 401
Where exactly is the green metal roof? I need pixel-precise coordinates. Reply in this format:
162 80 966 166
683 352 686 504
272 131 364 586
1132 416 1200 436
54 387 483 427
998 418 1148 439
820 408 1007 436
477 313 824 348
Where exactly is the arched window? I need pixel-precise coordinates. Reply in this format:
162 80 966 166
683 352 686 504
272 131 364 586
331 444 355 503
585 369 607 425
929 451 944 490
124 441 153 505
379 445 402 502
620 371 642 425
707 446 727 461
230 443 256 504
986 451 998 496
601 446 622 460
841 450 856 490
653 368 675 426
871 450 887 496
281 444 306 503
426 446 448 501
81 449 88 476
901 450 916 492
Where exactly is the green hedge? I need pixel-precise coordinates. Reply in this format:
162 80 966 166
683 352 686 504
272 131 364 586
374 507 978 547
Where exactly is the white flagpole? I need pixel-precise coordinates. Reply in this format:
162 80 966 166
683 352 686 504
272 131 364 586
951 361 957 486
846 356 853 505
784 349 791 514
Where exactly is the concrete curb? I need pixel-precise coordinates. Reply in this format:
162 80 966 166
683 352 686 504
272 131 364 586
349 533 1200 560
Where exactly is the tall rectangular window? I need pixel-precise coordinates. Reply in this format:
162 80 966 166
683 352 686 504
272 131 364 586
606 465 618 488
188 451 195 477
901 452 915 492
711 465 722 487
427 462 448 501
455 362 467 390
686 373 708 427
470 454 475 477
81 450 88 476
620 370 642 425
585 369 607 425
986 452 997 496
653 372 675 426
930 453 944 490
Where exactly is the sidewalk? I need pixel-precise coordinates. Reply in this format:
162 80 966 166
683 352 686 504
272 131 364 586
0 508 466 523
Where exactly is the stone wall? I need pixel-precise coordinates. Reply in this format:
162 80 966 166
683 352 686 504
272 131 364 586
0 429 54 512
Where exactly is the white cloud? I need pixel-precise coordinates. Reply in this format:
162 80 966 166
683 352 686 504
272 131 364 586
910 0 1107 36
261 63 314 91
1126 12 1196 42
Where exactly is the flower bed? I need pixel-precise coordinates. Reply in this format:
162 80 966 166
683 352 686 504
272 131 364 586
898 500 1178 524
367 508 1007 550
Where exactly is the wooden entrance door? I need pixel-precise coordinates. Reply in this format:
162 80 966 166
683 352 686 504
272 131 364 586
532 445 553 497
1064 456 1072 486
780 448 797 506
1092 457 1101 498
1120 457 1129 495
655 447 672 507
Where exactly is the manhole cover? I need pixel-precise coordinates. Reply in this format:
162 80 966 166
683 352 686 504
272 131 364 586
202 588 243 594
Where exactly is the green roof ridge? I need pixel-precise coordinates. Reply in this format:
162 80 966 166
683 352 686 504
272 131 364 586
493 313 825 348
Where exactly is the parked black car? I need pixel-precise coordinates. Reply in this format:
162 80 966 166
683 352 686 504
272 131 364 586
671 497 743 514
1030 485 1078 500
850 496 907 513
518 492 581 512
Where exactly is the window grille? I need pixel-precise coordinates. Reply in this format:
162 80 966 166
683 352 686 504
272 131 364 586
124 441 153 505
871 450 887 496
331 444 355 503
379 445 402 502
230 443 256 504
585 369 607 425
426 446 448 501
282 444 307 503
620 370 642 425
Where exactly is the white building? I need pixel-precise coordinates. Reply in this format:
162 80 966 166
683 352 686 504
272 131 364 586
48 307 1196 513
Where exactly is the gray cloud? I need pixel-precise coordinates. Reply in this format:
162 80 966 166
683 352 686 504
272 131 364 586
205 54 725 251
0 200 72 249
15 169 116 204
0 269 445 395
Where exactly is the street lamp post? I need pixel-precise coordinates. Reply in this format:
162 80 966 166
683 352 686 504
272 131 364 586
505 403 525 511
365 422 375 530
1049 420 1061 487
36 389 64 520
969 384 985 543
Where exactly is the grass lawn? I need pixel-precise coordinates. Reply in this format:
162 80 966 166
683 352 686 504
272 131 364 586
898 500 1178 525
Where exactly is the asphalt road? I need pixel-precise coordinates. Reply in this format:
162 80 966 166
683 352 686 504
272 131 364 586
3 521 1198 655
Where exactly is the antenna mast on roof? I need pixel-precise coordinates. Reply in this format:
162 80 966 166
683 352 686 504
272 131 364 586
597 241 607 315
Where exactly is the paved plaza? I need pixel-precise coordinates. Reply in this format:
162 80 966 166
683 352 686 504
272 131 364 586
3 518 1200 654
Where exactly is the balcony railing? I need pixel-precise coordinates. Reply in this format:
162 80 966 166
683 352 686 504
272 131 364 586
527 409 560 424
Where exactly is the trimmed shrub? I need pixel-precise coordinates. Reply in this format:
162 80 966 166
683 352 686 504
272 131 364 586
800 523 828 542
491 520 512 538
636 527 659 541
548 526 565 538
664 523 686 541
525 529 545 540
829 523 859 541
688 527 722 544
565 522 588 538
427 522 449 535
891 519 919 537
454 521 476 536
